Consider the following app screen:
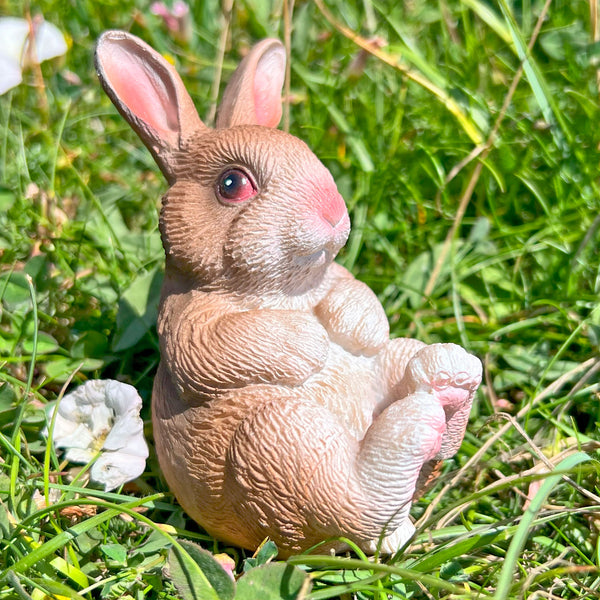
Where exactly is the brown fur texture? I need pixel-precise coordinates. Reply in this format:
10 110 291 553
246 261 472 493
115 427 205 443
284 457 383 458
95 31 482 557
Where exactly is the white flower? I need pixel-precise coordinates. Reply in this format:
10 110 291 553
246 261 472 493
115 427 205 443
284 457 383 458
0 16 67 95
45 380 149 491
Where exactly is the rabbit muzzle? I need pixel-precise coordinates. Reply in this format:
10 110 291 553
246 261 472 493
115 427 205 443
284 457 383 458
318 188 349 230
308 182 351 252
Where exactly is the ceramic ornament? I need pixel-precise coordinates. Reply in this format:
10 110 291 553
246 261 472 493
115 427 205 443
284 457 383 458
96 31 482 557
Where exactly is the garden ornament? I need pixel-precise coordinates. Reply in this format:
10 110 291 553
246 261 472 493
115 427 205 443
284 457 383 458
95 31 482 557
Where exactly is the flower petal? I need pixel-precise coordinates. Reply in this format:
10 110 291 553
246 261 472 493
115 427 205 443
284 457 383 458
33 21 67 64
45 402 78 439
71 380 113 408
106 429 149 459
54 422 96 451
45 379 148 489
0 17 28 65
104 380 142 416
103 412 144 452
0 56 22 95
63 447 96 464
91 451 146 491
88 402 113 438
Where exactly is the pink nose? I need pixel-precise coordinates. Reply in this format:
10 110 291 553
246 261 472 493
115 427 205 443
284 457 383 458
319 190 348 228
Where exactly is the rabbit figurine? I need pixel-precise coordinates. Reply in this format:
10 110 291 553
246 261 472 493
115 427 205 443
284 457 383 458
95 31 482 557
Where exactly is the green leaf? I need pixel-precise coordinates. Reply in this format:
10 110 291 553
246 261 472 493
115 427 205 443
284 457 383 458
21 332 59 355
439 560 468 582
234 563 310 600
0 383 16 428
112 267 162 352
168 540 235 600
28 576 88 600
100 543 128 565
71 330 109 359
0 272 31 312
43 357 104 382
242 540 278 572
0 186 15 212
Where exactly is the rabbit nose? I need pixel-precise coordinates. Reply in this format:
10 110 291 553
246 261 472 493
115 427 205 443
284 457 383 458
320 190 349 229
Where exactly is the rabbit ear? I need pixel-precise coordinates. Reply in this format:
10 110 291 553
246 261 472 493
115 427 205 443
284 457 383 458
95 30 206 182
216 39 286 129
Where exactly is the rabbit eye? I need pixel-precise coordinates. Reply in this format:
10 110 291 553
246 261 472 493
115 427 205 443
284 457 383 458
217 169 257 203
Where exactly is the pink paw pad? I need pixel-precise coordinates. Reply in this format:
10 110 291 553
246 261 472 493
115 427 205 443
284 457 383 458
405 343 482 410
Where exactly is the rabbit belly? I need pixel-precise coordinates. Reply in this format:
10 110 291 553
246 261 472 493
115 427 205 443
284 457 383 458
302 342 383 440
152 340 386 550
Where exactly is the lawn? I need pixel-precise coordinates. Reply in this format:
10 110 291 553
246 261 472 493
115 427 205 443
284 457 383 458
1 0 600 598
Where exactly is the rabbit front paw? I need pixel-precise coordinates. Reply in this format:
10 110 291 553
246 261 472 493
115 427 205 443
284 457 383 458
392 343 481 460
315 276 389 356
401 343 482 411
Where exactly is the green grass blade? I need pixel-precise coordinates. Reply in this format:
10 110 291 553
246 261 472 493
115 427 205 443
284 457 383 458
1 494 161 578
493 451 596 600
460 0 512 45
497 0 573 149
287 555 476 595
9 276 38 509
313 0 485 144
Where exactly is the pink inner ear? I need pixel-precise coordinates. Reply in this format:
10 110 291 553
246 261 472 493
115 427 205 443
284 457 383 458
252 48 285 128
103 43 179 141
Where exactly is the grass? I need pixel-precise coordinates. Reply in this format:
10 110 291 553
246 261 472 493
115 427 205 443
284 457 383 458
1 0 600 598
